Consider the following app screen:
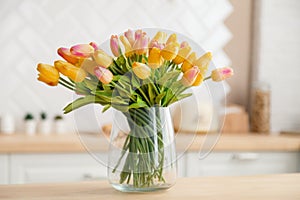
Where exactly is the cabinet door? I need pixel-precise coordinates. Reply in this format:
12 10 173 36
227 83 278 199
186 152 300 177
10 153 107 184
0 155 9 184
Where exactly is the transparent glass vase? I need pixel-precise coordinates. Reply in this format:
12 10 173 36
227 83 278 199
108 107 177 192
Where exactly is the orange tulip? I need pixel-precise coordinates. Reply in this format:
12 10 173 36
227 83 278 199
54 60 86 82
148 47 163 69
181 52 197 72
161 42 179 61
37 63 60 86
173 41 191 64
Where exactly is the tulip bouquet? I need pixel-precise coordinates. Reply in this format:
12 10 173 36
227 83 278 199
37 29 233 189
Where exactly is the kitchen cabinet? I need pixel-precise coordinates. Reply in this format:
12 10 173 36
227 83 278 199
9 153 107 184
0 155 9 184
185 152 300 177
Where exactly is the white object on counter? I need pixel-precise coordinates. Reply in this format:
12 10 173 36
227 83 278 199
0 114 15 134
25 121 37 135
55 120 66 134
38 120 51 135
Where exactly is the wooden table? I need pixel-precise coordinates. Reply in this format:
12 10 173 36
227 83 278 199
0 133 300 153
0 174 299 200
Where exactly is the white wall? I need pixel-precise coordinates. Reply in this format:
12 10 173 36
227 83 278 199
254 0 300 132
0 0 233 132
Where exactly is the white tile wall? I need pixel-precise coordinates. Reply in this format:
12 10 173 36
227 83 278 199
254 0 300 132
0 0 232 132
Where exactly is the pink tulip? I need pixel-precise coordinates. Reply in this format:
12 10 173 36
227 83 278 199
124 29 135 46
133 34 149 55
135 29 144 40
211 67 234 82
70 44 94 58
89 42 98 50
57 47 81 65
149 40 165 50
94 66 113 84
110 35 120 57
181 66 200 86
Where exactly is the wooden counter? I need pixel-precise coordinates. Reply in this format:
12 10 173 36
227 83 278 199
0 174 299 200
0 132 300 153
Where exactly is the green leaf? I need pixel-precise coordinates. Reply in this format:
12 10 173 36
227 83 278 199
102 104 111 113
155 92 166 105
63 95 105 114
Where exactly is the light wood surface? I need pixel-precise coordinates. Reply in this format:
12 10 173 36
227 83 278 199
0 132 300 153
0 174 299 200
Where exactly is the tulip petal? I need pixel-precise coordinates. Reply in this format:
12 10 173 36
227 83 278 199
70 44 94 58
94 66 113 84
57 47 81 65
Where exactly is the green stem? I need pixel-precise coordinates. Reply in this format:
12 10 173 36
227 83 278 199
59 81 74 91
204 76 211 81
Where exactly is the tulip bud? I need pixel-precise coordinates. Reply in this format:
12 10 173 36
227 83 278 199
120 35 133 56
94 66 113 84
181 52 197 72
193 52 212 76
135 29 145 40
93 49 113 68
181 66 200 86
110 35 121 57
161 42 179 61
148 47 163 69
54 60 86 82
89 42 98 50
124 29 135 46
70 44 94 58
57 47 81 65
211 67 234 82
132 62 151 80
166 33 177 45
133 35 149 55
37 63 60 86
173 42 191 64
79 59 98 75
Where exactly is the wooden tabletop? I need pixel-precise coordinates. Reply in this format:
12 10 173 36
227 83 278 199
0 132 300 153
0 174 299 200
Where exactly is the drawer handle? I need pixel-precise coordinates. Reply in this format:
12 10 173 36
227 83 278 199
231 153 259 161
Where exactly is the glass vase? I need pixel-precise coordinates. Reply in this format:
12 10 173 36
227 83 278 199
108 107 177 192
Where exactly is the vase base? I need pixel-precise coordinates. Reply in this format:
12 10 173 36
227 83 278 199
111 183 173 193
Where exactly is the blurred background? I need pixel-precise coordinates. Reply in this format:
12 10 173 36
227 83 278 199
0 0 300 184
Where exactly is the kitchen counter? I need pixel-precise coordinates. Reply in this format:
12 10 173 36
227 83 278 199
0 173 299 200
0 133 300 153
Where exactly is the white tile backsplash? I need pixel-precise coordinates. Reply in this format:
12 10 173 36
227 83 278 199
254 0 300 132
0 0 232 132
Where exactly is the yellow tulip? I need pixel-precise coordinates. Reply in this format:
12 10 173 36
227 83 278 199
132 62 151 79
181 52 197 72
37 63 60 86
151 31 167 44
161 42 179 61
120 35 133 56
54 60 86 82
93 50 113 68
192 73 204 86
211 67 234 82
148 47 163 69
166 33 177 45
193 52 212 76
173 42 191 64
